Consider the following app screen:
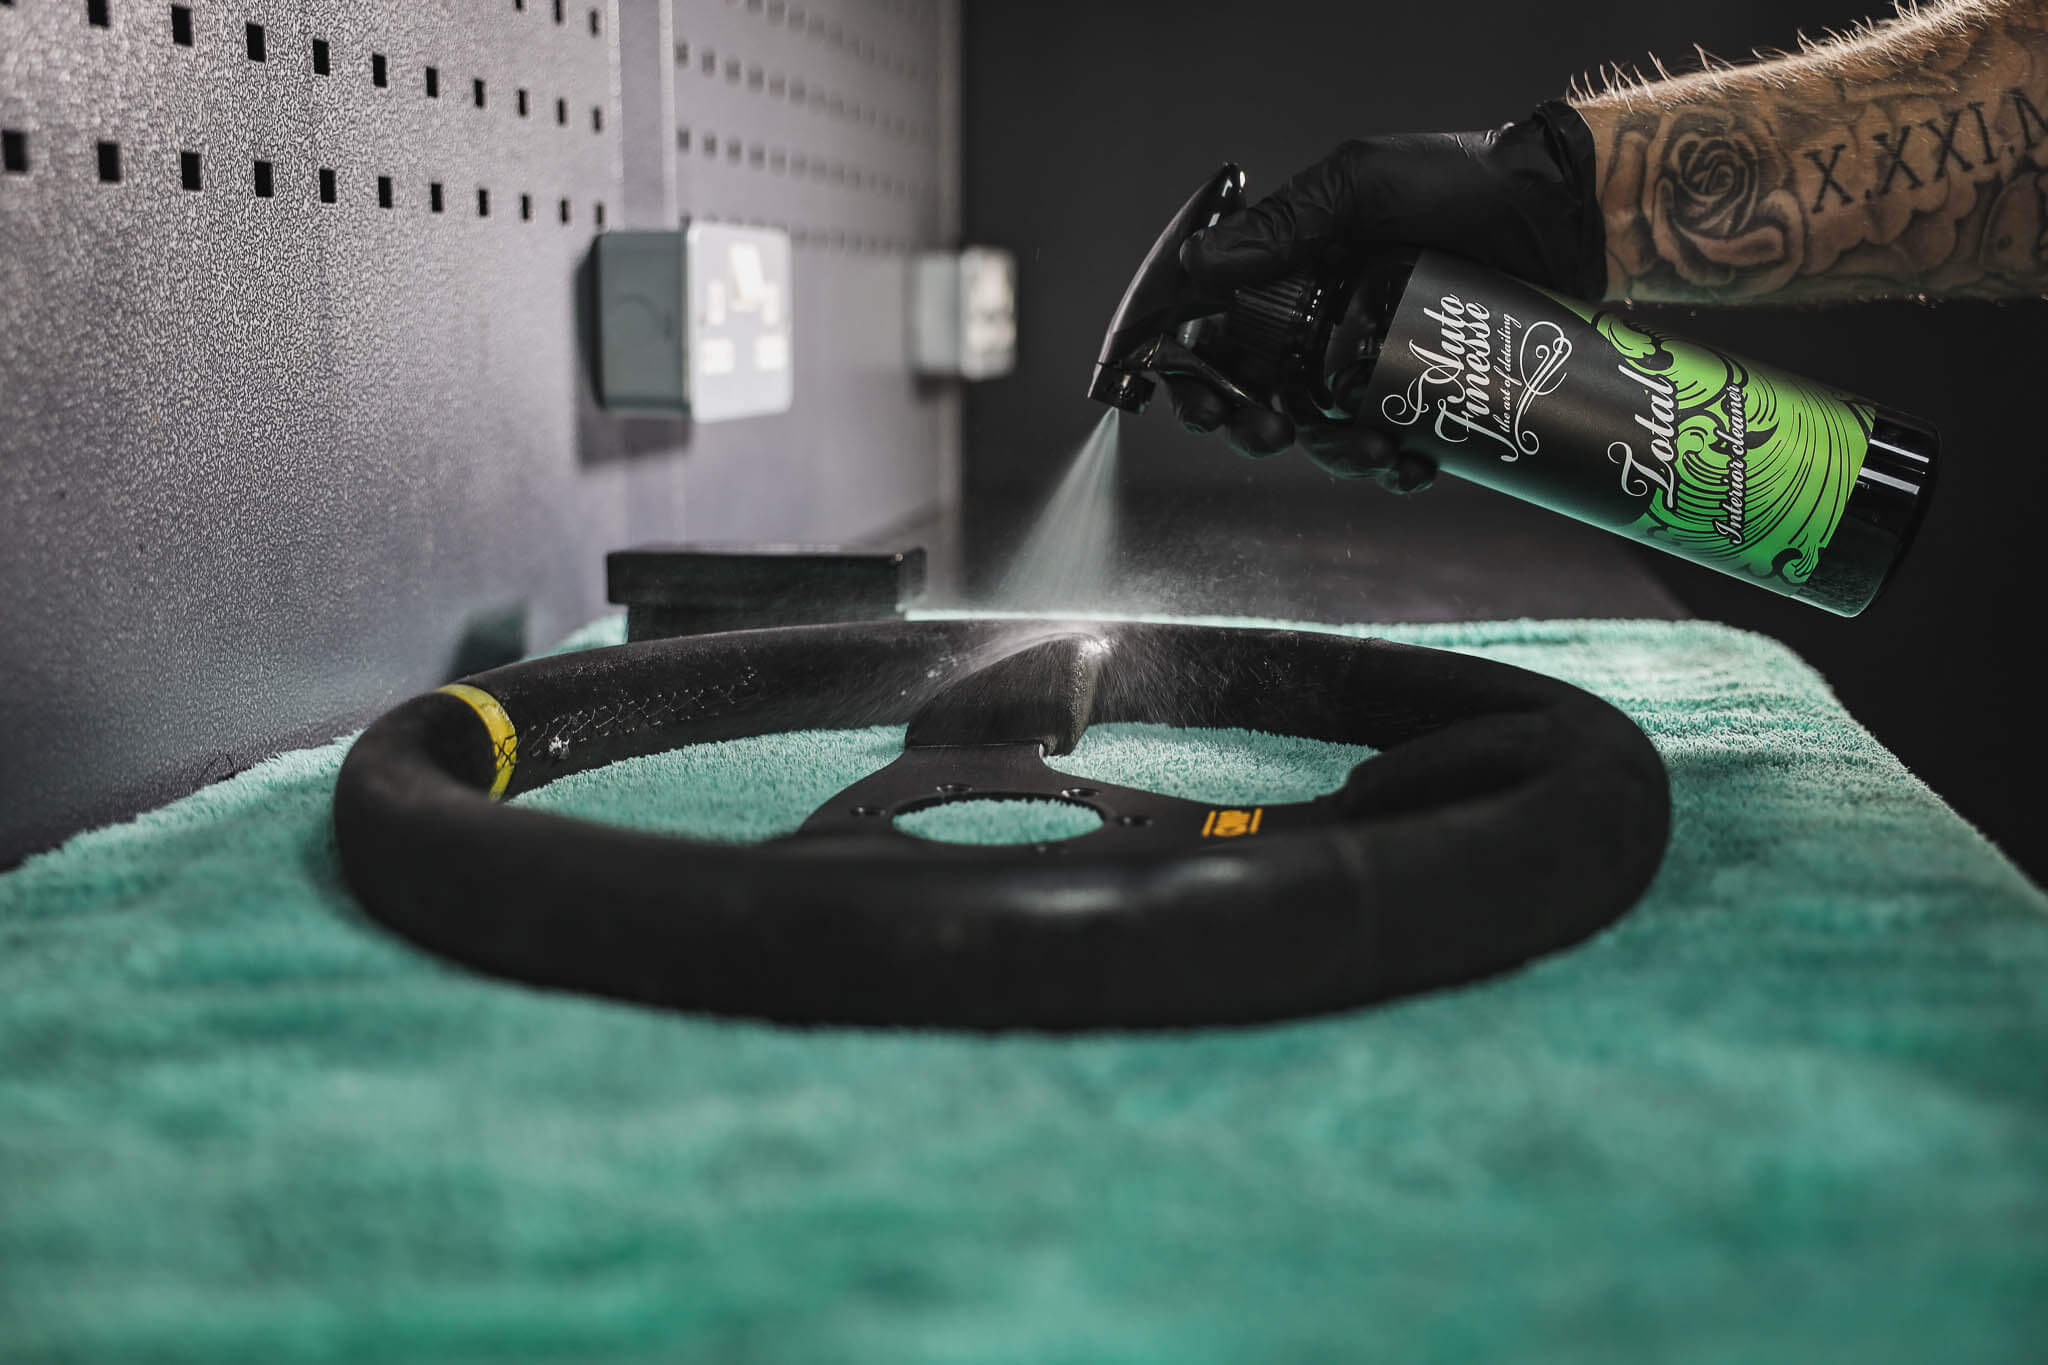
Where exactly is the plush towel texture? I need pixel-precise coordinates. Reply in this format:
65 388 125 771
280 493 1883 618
3 614 2044 1363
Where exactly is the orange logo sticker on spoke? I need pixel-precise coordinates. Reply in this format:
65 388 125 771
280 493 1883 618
1201 807 1263 838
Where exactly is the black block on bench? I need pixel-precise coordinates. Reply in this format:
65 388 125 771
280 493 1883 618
606 545 927 641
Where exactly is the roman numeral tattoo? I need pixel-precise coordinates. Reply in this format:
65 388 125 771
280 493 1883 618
1872 125 1925 194
1806 144 1854 210
1578 2 2048 301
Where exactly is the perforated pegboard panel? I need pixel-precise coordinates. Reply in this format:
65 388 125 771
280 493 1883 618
670 0 941 252
0 0 959 864
642 0 959 541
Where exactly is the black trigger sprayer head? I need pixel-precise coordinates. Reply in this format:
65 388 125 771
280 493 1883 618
1087 164 1247 413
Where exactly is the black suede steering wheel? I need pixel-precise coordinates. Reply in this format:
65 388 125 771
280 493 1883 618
333 619 1669 1030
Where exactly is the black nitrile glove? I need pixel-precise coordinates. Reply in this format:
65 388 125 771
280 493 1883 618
1168 99 1604 491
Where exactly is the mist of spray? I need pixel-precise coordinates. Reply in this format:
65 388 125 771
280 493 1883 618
996 408 1121 611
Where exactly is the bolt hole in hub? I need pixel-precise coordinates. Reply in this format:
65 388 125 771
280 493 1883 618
894 796 1104 846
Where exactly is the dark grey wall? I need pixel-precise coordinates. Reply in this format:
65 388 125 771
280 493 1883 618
0 0 958 865
961 0 2047 883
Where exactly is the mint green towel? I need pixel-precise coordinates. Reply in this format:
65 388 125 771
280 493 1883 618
4 616 2044 1363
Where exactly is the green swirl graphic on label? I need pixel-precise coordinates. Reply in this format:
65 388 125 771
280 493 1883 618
1553 296 1873 585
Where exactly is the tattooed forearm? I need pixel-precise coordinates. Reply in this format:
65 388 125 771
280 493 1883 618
1574 0 2048 302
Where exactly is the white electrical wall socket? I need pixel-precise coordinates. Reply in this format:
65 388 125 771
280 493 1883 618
912 248 1017 381
593 223 795 422
685 222 795 422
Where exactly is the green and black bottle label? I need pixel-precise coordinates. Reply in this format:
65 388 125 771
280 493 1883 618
1356 250 1873 592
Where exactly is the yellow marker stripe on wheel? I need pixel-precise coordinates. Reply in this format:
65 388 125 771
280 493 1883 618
436 683 518 799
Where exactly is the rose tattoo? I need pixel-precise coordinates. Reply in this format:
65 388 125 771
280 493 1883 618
1601 107 1805 296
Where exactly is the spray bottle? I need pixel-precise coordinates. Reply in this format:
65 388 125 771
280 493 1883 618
1088 165 1937 616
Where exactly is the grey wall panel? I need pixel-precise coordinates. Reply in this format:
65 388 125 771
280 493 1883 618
673 250 950 541
647 0 960 545
0 0 958 864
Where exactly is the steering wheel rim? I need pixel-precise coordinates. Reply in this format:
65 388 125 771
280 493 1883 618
333 619 1670 1030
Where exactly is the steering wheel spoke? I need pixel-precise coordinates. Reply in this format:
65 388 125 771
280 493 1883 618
790 741 1263 846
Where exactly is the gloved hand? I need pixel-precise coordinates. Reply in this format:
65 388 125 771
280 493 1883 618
1168 99 1605 492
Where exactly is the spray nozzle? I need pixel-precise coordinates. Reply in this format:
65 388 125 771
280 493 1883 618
1087 164 1246 413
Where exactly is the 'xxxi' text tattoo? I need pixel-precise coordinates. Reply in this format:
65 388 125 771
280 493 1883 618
1576 0 2048 301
